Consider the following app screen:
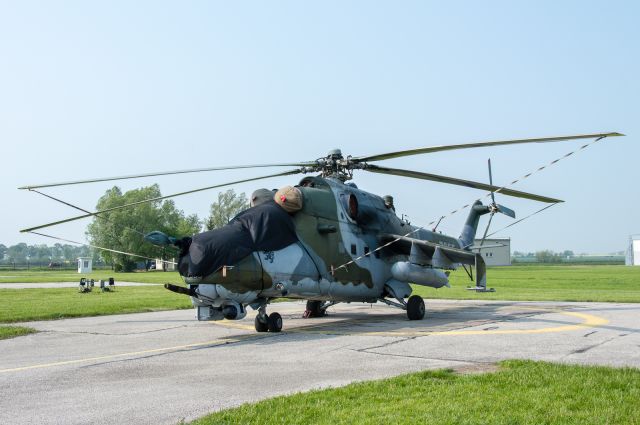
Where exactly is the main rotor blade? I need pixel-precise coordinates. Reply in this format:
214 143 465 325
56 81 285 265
19 162 315 190
364 165 563 203
353 132 623 163
20 169 302 233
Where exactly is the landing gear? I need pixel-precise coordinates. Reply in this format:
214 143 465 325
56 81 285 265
303 300 339 318
254 304 282 333
304 300 326 318
378 293 426 320
267 312 283 332
254 315 269 332
406 295 425 320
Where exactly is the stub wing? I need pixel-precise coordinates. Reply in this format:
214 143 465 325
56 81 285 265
380 234 487 289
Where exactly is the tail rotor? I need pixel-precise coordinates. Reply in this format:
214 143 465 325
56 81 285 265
478 159 515 248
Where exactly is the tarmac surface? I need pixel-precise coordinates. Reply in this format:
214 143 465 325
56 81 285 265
1 299 639 424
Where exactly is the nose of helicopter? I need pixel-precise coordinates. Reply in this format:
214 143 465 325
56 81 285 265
196 254 264 293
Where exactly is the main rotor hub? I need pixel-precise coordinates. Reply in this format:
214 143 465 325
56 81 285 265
311 148 363 181
327 149 343 159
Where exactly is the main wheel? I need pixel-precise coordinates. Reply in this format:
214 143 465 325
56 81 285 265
406 295 425 320
254 315 269 332
267 312 283 332
305 300 326 318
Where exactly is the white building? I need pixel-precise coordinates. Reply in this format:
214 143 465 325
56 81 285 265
77 257 93 273
626 235 640 266
155 258 176 271
473 238 511 266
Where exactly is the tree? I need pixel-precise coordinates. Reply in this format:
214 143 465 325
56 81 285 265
535 250 561 263
205 189 249 230
86 185 201 272
62 244 76 261
7 243 28 262
0 244 6 261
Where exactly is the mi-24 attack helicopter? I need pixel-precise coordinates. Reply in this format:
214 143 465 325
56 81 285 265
20 132 623 333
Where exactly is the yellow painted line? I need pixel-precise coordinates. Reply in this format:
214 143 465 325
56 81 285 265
0 335 255 374
212 321 256 331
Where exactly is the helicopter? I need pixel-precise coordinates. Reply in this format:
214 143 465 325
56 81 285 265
20 132 623 333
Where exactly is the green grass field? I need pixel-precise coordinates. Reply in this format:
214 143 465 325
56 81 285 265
0 269 183 284
0 286 192 323
0 325 37 340
191 360 640 425
413 264 640 303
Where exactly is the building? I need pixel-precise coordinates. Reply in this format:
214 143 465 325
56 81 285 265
473 238 511 266
77 257 93 273
626 235 640 266
155 258 176 271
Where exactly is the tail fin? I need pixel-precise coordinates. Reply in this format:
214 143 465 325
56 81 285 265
459 200 516 249
458 201 491 248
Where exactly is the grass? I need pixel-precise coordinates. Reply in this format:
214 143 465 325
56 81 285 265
1 265 639 324
191 360 640 425
0 325 37 340
0 286 192 323
0 269 183 284
413 264 640 303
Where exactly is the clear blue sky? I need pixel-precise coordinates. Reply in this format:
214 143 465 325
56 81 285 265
1 1 638 253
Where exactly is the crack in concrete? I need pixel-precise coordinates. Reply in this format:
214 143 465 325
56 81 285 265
77 333 278 370
347 347 437 361
353 336 416 352
348 347 499 367
568 334 625 356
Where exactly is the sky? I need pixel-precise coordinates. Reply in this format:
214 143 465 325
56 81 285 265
0 1 638 254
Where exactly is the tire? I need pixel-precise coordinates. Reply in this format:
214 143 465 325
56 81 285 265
223 305 238 320
406 295 425 320
267 312 283 332
305 300 326 318
254 315 269 332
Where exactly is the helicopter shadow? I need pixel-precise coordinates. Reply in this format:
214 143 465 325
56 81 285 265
221 302 591 347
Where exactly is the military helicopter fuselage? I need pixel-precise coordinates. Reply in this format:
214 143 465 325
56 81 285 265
174 174 489 328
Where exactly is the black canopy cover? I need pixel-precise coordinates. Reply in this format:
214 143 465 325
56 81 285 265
178 201 298 278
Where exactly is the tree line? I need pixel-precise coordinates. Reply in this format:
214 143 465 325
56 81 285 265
0 243 94 265
3 186 250 271
512 249 625 264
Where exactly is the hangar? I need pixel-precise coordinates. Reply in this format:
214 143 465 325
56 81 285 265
473 237 511 266
626 235 640 266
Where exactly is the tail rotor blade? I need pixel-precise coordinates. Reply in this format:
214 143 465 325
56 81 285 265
486 159 516 219
487 158 496 205
496 204 516 219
